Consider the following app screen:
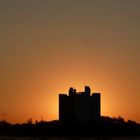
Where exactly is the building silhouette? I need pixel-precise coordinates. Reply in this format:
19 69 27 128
59 86 101 123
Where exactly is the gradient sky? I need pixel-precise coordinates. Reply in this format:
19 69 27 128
0 0 140 123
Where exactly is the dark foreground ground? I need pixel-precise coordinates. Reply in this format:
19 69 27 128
0 117 140 137
0 137 140 140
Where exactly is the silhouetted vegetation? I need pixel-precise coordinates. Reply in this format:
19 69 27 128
0 116 140 137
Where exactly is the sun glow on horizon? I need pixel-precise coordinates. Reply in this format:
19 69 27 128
0 0 140 124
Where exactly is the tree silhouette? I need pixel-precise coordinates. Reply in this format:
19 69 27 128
0 116 140 137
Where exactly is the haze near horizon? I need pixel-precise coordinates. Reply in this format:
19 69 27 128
0 0 140 123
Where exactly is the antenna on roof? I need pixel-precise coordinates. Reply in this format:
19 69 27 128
1 113 7 121
84 80 86 87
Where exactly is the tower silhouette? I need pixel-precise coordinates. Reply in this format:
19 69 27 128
59 86 101 123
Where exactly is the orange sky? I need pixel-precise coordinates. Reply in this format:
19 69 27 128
0 0 140 123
